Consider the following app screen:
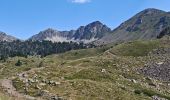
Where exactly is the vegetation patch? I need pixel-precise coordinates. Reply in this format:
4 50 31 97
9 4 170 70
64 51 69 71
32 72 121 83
110 40 160 57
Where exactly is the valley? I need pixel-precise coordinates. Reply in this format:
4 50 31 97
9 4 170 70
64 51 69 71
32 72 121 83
1 8 170 100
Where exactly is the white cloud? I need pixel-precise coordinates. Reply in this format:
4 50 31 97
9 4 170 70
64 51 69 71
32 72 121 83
71 0 91 4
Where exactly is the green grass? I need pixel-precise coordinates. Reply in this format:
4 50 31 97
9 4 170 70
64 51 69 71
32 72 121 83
110 40 160 57
0 93 11 100
3 38 170 100
0 56 43 78
134 89 170 100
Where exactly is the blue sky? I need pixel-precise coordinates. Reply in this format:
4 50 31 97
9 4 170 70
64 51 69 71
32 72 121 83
0 0 170 39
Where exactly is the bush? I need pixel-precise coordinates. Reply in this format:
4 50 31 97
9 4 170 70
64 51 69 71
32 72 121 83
134 90 142 94
15 60 22 66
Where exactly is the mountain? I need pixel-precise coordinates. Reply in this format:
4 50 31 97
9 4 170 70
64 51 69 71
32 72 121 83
0 31 18 42
29 28 74 42
3 8 170 45
98 8 170 44
73 21 111 40
29 21 111 43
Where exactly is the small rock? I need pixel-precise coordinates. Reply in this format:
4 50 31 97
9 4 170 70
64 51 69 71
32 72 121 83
157 62 164 65
54 82 61 85
49 80 55 84
101 69 106 73
36 85 41 90
51 96 62 100
131 79 137 83
39 83 46 86
152 95 168 100
28 78 35 83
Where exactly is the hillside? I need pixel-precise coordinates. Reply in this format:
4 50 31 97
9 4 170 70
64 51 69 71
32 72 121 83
98 8 170 44
1 8 170 100
0 36 170 99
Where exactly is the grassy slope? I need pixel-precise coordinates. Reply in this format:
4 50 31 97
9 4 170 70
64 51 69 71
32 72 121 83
109 40 160 57
2 38 170 100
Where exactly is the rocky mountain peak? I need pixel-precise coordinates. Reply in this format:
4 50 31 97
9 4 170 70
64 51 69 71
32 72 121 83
87 21 103 26
39 28 59 35
140 8 166 15
143 8 164 12
30 21 111 43
30 28 61 41
0 31 6 35
0 31 17 42
73 21 111 40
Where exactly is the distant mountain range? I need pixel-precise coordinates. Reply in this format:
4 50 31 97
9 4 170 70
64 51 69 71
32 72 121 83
1 8 170 44
29 21 111 43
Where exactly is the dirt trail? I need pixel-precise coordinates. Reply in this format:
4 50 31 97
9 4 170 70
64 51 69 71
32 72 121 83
0 67 45 100
0 56 98 99
0 79 35 100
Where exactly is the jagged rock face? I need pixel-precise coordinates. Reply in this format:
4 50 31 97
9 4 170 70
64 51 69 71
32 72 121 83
29 21 111 43
29 28 75 42
0 32 17 42
98 8 170 44
73 21 111 40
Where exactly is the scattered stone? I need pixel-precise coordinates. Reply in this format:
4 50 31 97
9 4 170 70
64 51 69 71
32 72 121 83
45 80 50 84
39 83 46 86
49 80 55 84
35 79 39 82
113 64 116 66
28 78 35 83
156 62 164 65
101 69 106 73
131 79 137 83
22 74 28 78
139 61 170 81
43 90 49 93
54 82 61 85
51 96 62 100
152 95 168 100
42 79 46 83
35 85 41 90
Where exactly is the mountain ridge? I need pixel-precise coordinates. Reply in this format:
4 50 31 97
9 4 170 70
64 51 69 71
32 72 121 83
98 8 170 44
29 21 111 43
1 8 170 44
